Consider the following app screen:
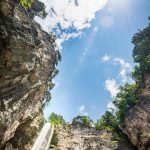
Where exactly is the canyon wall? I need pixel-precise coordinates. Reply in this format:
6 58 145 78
123 73 150 150
50 125 135 150
0 0 57 149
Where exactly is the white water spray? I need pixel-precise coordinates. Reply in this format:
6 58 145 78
32 123 54 150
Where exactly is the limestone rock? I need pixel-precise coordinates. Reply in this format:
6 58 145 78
123 73 150 150
50 125 134 150
0 0 57 149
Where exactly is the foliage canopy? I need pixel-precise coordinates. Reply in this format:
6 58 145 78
95 111 118 131
132 19 150 81
72 116 93 128
113 83 138 123
49 113 66 127
19 0 34 9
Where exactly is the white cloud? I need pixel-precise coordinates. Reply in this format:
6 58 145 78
56 32 82 49
93 26 98 32
102 54 111 62
77 105 88 116
107 101 116 112
114 57 132 82
105 79 120 98
100 16 114 28
35 0 107 48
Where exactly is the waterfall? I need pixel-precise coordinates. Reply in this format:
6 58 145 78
32 123 54 150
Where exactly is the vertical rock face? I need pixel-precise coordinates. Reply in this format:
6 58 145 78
0 0 57 149
50 125 135 150
123 72 150 150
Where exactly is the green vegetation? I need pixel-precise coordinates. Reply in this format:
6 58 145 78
19 0 34 9
50 130 59 147
95 18 150 138
49 18 150 143
72 116 93 128
132 18 150 81
49 113 66 127
95 111 117 131
95 83 138 139
113 83 139 123
95 111 122 140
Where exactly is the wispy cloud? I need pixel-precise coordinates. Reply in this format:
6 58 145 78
105 79 120 98
35 0 107 48
77 105 88 116
107 101 116 111
114 57 132 83
56 32 82 49
93 26 98 32
102 54 111 62
79 48 89 63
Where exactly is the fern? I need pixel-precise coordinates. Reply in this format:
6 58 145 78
19 0 34 9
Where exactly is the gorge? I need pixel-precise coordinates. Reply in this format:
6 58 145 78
0 0 150 150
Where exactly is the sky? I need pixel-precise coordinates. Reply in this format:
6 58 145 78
35 0 150 122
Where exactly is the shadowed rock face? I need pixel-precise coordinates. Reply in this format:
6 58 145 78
123 73 150 150
50 125 135 150
0 0 57 149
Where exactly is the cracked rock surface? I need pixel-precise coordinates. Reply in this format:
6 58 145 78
50 125 135 150
123 73 150 150
0 0 57 149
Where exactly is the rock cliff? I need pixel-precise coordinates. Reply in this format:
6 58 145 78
50 125 134 150
122 23 150 150
123 73 150 150
0 0 57 149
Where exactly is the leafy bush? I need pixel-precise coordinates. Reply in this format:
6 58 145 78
95 111 118 131
132 18 150 81
113 83 138 123
95 83 139 139
19 0 34 9
72 116 93 128
49 113 66 127
95 111 123 140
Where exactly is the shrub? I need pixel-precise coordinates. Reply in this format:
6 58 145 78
132 18 150 81
19 0 34 9
72 116 93 128
113 83 138 123
49 113 66 127
95 111 118 131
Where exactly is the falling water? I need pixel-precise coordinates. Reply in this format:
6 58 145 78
32 123 54 150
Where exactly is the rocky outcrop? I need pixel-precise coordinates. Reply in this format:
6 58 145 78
0 0 57 149
5 112 45 150
123 72 150 150
50 125 135 150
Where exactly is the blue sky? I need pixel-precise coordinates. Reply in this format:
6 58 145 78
36 0 150 122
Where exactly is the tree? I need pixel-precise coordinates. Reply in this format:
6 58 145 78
72 116 93 128
132 18 150 81
95 111 118 131
49 113 66 127
113 83 138 123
